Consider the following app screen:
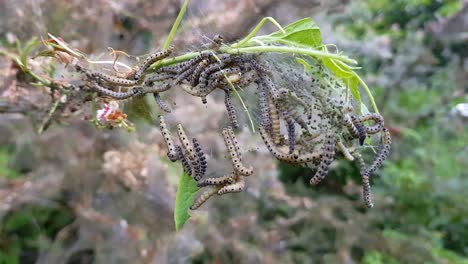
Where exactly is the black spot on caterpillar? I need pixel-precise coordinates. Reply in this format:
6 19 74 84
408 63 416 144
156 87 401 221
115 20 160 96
159 115 178 161
310 132 336 185
92 81 139 100
134 45 174 80
190 186 219 210
224 91 239 129
176 145 192 177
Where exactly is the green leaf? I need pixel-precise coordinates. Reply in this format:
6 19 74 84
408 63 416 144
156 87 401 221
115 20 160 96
174 172 198 231
322 57 354 79
269 18 322 48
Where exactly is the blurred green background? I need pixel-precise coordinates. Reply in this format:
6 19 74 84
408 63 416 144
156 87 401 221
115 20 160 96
0 0 467 263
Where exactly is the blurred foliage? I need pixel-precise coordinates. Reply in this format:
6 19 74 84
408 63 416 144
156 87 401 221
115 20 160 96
0 146 19 179
276 0 468 262
0 205 75 264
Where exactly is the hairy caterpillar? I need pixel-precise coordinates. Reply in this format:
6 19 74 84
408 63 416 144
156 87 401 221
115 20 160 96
190 187 219 210
217 175 245 195
224 91 239 129
134 46 174 80
192 138 207 180
92 81 139 100
197 173 235 188
310 132 336 185
159 115 178 161
222 127 253 176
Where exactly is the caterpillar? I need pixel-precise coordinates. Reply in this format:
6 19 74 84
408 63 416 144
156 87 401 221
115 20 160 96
175 63 199 84
90 71 140 86
351 115 367 145
190 186 219 210
257 81 271 132
154 93 171 113
360 113 384 134
198 55 236 84
336 141 354 161
190 59 210 86
176 124 195 161
226 126 242 161
234 70 258 89
365 127 391 176
174 51 213 75
208 66 242 81
222 127 253 176
259 127 322 163
310 132 336 185
145 73 175 86
192 138 207 180
134 45 174 80
344 114 359 139
267 93 281 144
139 83 171 94
176 145 192 176
249 58 272 77
353 152 373 207
197 173 235 188
217 175 245 195
159 115 178 161
209 34 224 50
92 81 139 100
285 103 308 130
361 174 373 208
224 91 239 129
285 117 296 154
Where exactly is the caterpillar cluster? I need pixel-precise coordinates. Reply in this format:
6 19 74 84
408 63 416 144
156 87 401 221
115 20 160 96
74 35 391 208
